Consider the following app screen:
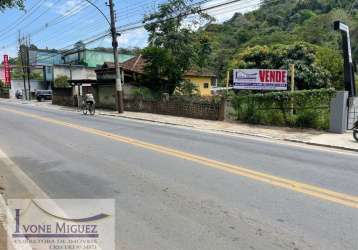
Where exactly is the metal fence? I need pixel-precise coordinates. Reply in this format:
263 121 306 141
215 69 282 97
347 97 358 129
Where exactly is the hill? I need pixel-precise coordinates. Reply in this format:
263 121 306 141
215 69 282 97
203 0 358 89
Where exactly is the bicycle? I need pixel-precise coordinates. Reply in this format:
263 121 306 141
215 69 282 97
82 101 96 116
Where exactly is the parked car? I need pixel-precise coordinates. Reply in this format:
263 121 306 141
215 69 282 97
36 90 52 102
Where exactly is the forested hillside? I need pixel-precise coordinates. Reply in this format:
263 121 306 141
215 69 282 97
203 0 358 89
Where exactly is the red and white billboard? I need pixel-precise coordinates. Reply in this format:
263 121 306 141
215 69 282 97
3 55 11 86
233 69 288 90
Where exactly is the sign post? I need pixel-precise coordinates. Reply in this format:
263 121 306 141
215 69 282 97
334 21 356 97
233 69 288 91
290 64 295 115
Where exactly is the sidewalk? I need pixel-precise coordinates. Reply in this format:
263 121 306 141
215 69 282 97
101 110 358 152
1 98 358 152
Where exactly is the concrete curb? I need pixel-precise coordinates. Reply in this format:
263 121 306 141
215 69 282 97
284 139 358 153
99 112 195 128
1 100 357 153
100 113 358 153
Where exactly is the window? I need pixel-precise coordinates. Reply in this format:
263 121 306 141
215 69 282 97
204 83 209 88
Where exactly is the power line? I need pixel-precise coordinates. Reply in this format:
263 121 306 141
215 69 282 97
0 0 45 37
2 0 262 59
0 0 63 41
116 0 247 33
28 0 92 36
2 0 210 50
35 0 257 49
27 31 111 64
0 0 98 49
24 0 151 46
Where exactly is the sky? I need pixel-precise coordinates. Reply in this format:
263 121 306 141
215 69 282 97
0 0 261 57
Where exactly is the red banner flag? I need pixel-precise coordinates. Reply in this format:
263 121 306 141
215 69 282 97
3 55 11 86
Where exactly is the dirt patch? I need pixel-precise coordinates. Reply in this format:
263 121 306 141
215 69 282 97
0 175 7 250
0 222 7 250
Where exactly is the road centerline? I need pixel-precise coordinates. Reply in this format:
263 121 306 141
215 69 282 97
1 106 357 209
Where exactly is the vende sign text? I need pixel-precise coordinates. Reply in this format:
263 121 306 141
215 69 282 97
233 69 288 90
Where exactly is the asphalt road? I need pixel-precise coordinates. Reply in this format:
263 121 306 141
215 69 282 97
0 101 357 250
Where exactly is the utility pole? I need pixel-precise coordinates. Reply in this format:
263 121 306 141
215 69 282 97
26 36 31 100
108 0 123 113
18 33 27 100
226 70 230 94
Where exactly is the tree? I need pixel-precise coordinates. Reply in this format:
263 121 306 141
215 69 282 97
201 0 358 82
142 0 212 93
174 79 200 96
8 56 24 80
230 42 342 90
54 75 70 88
195 33 212 70
0 0 24 11
30 71 43 80
29 44 38 50
142 47 173 91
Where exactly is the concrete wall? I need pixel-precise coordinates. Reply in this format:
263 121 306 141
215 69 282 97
97 85 116 109
183 76 212 96
124 97 225 120
29 49 62 65
52 88 74 106
9 79 46 98
95 84 133 109
53 65 96 80
330 91 348 133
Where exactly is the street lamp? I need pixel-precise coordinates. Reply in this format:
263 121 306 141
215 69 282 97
334 21 356 97
83 0 124 113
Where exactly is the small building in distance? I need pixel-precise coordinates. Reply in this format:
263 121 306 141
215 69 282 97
183 70 216 96
101 55 216 97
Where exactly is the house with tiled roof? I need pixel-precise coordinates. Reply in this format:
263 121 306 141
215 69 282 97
95 55 216 96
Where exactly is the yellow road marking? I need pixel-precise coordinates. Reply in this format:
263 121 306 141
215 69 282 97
1 106 358 209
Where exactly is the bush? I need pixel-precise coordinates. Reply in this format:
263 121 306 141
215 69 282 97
54 75 70 88
296 110 319 128
170 95 222 105
130 87 157 101
231 89 336 130
174 79 200 96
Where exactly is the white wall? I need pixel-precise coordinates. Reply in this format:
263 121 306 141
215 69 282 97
53 65 96 80
10 79 46 98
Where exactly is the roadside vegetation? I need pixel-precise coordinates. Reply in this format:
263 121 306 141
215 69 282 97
230 89 336 129
204 0 357 87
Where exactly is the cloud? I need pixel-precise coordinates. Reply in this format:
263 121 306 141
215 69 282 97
53 0 88 17
118 28 148 48
94 28 148 49
181 0 261 30
203 0 261 23
43 1 54 8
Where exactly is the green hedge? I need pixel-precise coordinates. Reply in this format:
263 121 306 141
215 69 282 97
129 87 222 105
231 89 336 130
